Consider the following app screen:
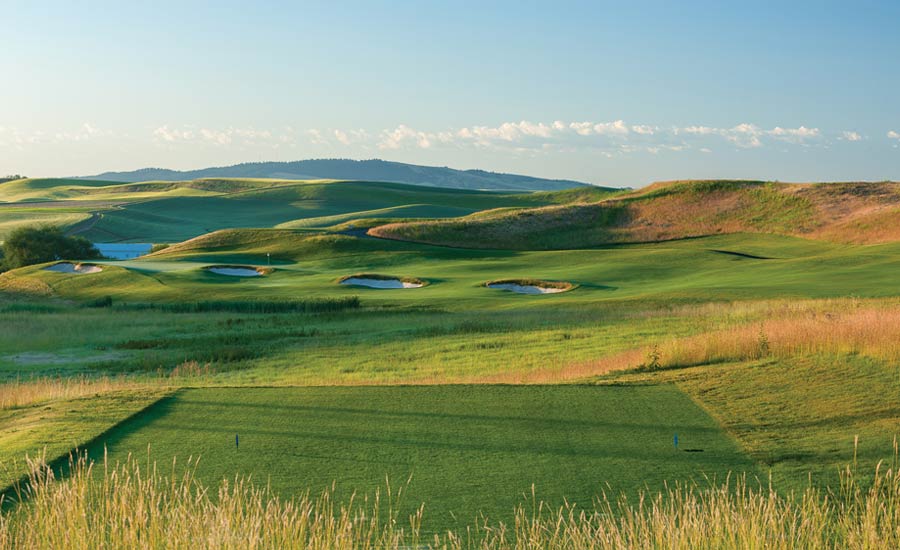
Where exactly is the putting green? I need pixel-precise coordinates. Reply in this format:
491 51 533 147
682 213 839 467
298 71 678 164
89 385 756 532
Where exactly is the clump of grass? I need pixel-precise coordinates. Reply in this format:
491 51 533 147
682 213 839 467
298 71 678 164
169 360 215 378
1 454 423 549
4 453 900 548
81 295 113 308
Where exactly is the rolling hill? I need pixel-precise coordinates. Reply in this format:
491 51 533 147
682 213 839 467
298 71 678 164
369 180 900 249
0 178 616 242
80 159 599 192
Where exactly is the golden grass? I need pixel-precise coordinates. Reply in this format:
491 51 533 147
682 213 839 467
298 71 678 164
371 180 900 247
466 299 900 384
0 376 149 410
4 452 900 549
0 272 53 296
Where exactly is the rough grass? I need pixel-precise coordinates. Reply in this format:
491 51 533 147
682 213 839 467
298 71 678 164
527 299 900 383
370 180 900 249
4 453 900 549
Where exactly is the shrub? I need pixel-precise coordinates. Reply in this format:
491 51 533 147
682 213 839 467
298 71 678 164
1 225 100 270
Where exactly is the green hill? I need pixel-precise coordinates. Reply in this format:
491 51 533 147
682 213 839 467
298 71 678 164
0 178 615 242
370 180 900 249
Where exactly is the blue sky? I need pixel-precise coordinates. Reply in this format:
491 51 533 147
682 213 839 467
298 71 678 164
1 0 899 186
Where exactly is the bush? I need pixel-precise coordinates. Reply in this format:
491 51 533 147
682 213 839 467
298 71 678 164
1 225 100 270
83 296 114 308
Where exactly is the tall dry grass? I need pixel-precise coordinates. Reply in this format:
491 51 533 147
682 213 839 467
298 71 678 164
477 299 900 383
3 453 900 549
0 376 152 410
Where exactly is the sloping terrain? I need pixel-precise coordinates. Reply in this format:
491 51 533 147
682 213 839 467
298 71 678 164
0 178 614 242
369 180 900 249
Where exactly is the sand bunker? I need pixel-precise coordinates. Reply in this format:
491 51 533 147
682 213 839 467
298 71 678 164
43 262 103 274
486 280 573 295
339 274 425 289
206 266 265 277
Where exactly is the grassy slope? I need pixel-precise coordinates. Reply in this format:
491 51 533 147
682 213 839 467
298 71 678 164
0 209 92 240
0 178 615 243
606 353 900 491
88 385 754 532
17 231 896 307
0 388 168 488
370 180 900 248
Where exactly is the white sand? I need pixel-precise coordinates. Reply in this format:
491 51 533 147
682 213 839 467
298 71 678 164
487 283 568 294
207 267 262 277
340 277 423 289
43 262 103 274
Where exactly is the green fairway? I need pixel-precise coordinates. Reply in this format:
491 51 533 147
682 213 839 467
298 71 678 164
9 232 900 309
88 385 755 532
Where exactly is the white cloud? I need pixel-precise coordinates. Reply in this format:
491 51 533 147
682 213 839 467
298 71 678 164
154 125 194 142
678 125 717 136
840 131 863 142
569 121 595 136
199 128 232 145
725 123 764 148
673 123 820 148
153 125 286 147
307 129 328 145
888 130 900 140
767 126 820 145
310 119 837 155
319 129 368 146
378 125 433 149
631 124 657 135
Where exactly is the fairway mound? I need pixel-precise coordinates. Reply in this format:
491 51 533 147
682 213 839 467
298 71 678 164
338 273 425 289
485 279 573 294
43 262 103 274
205 265 271 277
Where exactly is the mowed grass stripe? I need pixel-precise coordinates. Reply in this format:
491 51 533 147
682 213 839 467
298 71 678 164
89 385 756 531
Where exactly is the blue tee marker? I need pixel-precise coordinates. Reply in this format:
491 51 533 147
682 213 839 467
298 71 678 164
236 433 239 449
673 433 679 450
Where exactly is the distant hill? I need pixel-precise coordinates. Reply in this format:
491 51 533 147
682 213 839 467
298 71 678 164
81 159 596 192
369 180 900 248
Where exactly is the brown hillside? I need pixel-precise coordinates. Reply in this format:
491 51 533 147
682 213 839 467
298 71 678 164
368 181 900 249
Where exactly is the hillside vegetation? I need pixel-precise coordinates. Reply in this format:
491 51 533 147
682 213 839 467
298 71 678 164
369 180 900 248
0 178 616 242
